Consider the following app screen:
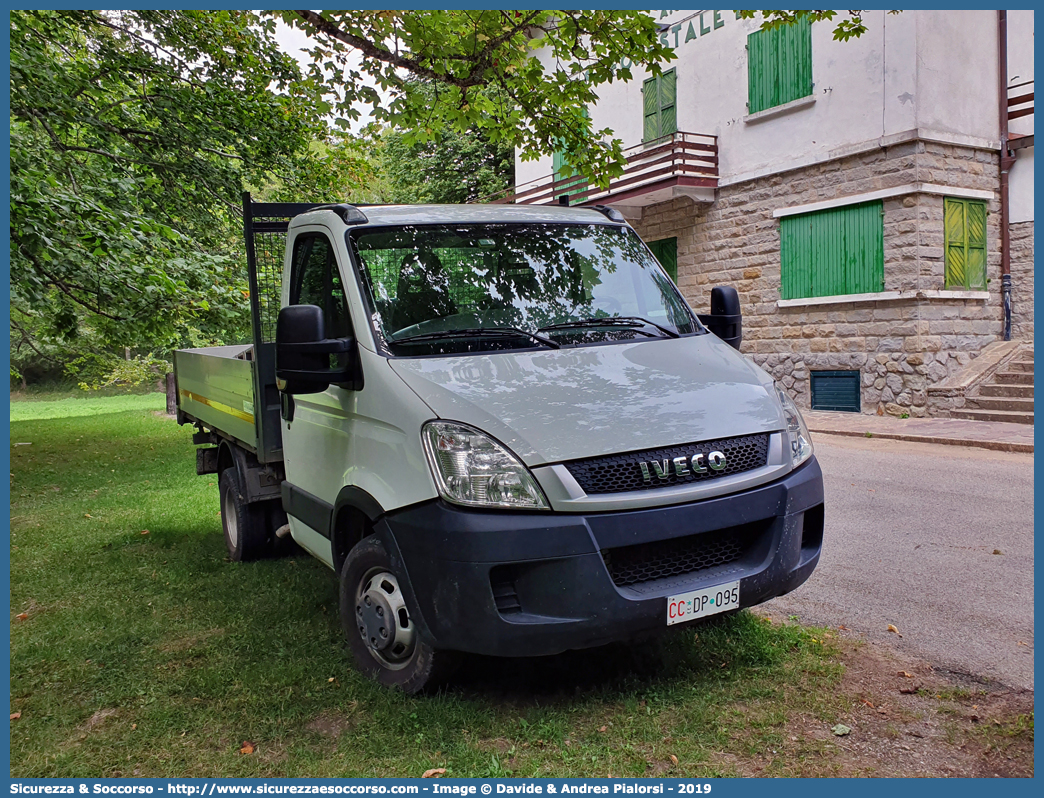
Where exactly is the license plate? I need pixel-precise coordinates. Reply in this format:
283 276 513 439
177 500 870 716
667 580 741 625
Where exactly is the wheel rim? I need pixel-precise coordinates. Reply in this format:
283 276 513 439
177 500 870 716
355 569 416 670
222 484 239 548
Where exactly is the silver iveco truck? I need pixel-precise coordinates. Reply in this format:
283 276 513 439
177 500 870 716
174 195 824 693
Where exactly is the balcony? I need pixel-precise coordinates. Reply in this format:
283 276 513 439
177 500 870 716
1007 79 1033 150
490 132 718 214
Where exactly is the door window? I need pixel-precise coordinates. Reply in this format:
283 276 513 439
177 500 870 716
290 233 353 339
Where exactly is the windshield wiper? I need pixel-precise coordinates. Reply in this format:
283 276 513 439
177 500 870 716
538 316 681 339
389 327 561 349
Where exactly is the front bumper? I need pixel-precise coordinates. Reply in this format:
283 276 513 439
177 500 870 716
374 456 824 658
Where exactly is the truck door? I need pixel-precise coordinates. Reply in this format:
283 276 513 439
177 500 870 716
280 228 355 567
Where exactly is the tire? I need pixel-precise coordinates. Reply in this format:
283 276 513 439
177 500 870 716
339 537 459 694
218 467 269 562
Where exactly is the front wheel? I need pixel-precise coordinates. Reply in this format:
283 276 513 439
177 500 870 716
339 537 459 693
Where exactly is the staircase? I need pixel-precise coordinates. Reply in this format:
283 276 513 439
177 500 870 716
951 346 1034 425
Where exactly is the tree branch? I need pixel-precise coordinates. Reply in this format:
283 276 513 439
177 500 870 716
17 245 129 322
293 10 542 90
9 317 59 364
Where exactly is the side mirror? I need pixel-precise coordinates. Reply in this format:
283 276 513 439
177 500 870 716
696 286 743 351
276 305 362 394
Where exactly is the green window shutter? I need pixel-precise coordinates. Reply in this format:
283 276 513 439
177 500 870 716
780 215 812 299
781 201 884 299
747 27 773 114
779 17 813 105
643 76 660 141
945 198 988 289
552 107 588 198
648 237 678 282
643 71 678 141
748 17 812 114
660 69 677 136
966 201 987 290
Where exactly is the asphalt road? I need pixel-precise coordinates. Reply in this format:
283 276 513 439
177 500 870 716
764 433 1035 691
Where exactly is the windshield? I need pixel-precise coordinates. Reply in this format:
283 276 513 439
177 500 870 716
348 223 702 356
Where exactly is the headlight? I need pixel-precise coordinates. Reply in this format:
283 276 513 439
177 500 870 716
422 421 549 510
775 383 813 466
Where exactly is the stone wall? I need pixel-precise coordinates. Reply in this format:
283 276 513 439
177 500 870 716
1010 221 1034 340
632 140 1005 417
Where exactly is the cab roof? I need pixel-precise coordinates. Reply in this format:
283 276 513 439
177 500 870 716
289 203 625 229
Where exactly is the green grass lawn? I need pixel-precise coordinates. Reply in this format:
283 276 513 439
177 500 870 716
10 392 165 422
10 393 849 778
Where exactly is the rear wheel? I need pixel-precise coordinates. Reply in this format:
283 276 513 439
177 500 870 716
339 537 459 693
218 467 269 561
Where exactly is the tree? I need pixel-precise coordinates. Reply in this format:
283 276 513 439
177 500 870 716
280 10 676 191
282 10 889 188
377 126 513 204
9 10 345 385
368 81 514 205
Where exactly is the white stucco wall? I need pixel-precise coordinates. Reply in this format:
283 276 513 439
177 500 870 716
515 9 1024 188
1009 146 1034 223
1006 10 1033 223
1007 9 1035 139
913 10 1000 145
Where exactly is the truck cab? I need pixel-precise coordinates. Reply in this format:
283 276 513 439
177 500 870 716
175 197 824 692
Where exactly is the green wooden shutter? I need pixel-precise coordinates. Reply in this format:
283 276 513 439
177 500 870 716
780 214 812 299
643 76 660 141
660 69 677 136
781 202 884 300
648 237 678 282
779 17 813 106
747 27 773 113
966 201 987 290
748 17 812 113
552 107 588 198
945 198 988 289
643 71 678 141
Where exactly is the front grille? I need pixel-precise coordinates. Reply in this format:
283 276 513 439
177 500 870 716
565 433 770 495
603 522 763 588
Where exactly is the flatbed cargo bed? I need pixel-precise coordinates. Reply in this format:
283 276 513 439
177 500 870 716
174 344 259 452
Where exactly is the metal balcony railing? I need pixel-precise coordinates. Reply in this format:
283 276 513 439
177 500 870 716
487 131 718 206
1008 79 1034 122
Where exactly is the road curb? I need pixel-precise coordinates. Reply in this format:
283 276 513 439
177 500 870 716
809 428 1034 454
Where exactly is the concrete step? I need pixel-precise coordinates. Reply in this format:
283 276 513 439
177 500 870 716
950 408 1034 425
994 371 1034 385
966 396 1035 412
978 384 1034 398
1006 360 1035 373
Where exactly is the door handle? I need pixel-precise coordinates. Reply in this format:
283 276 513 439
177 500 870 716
280 392 295 423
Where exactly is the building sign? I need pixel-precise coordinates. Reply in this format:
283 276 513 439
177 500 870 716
620 10 732 68
656 9 729 49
